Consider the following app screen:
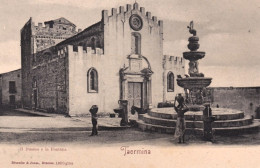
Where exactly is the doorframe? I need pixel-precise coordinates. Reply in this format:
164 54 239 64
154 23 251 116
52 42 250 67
119 54 153 111
120 71 152 110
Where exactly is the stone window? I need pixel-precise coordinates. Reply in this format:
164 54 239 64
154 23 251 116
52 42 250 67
73 45 78 52
131 32 141 54
87 68 98 93
91 37 96 50
167 72 174 92
9 81 16 93
32 76 37 88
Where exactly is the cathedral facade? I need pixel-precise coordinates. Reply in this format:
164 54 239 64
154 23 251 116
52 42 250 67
21 3 185 116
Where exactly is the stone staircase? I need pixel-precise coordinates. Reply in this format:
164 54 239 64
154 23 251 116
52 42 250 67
137 107 260 135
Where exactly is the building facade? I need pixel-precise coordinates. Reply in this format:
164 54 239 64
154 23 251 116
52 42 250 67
21 3 185 115
0 69 22 108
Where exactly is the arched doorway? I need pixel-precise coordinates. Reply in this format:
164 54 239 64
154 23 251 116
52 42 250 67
120 55 153 111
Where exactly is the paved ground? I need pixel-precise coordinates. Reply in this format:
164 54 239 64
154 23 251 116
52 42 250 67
0 108 260 146
0 108 124 131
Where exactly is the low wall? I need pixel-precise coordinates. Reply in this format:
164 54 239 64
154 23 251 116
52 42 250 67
209 87 260 116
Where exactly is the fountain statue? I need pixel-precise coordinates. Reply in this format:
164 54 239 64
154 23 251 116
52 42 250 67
177 21 212 109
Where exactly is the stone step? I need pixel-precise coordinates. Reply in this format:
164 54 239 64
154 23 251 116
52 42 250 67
141 114 253 128
214 121 260 135
137 120 204 135
148 109 244 121
137 120 260 135
213 116 253 128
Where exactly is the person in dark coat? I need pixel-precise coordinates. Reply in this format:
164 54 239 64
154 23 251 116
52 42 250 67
255 105 260 119
203 103 215 141
89 105 98 136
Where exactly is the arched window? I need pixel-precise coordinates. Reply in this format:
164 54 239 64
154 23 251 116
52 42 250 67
131 32 141 54
87 68 98 93
91 37 96 50
32 76 37 88
167 72 174 92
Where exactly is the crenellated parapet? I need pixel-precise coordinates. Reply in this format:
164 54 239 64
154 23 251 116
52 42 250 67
66 45 104 59
163 55 185 70
102 2 163 32
32 22 79 38
32 44 104 69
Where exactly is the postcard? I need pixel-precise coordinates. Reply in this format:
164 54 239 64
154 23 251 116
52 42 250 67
0 0 259 167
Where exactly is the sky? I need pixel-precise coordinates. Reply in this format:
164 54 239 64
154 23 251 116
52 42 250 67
0 0 259 87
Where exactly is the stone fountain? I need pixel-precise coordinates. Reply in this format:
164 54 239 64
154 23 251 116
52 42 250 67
177 21 212 109
137 21 260 136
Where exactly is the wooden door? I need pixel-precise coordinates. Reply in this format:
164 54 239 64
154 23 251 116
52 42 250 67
128 82 142 108
9 95 15 106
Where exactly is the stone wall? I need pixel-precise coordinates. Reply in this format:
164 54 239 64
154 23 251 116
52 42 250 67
67 45 104 115
209 87 260 116
21 17 78 110
21 18 33 109
31 46 68 113
0 69 22 108
32 18 78 52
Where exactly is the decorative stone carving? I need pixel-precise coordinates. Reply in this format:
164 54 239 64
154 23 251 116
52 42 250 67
187 20 196 36
129 14 143 31
188 61 199 75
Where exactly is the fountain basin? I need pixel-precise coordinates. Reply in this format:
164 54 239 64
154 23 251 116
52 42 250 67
177 77 212 89
183 51 205 61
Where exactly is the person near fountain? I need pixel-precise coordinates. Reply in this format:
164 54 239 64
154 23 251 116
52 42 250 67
173 94 189 143
255 105 260 119
176 93 185 109
203 103 215 141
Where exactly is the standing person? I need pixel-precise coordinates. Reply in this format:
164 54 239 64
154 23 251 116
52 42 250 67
89 105 98 136
203 103 215 142
173 94 188 143
255 105 260 119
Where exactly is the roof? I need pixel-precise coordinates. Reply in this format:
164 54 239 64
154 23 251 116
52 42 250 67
0 69 21 76
57 21 102 47
44 17 76 27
